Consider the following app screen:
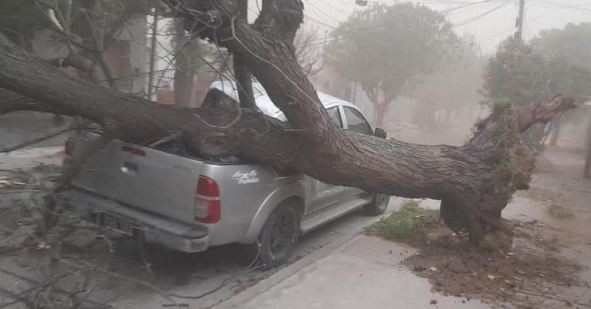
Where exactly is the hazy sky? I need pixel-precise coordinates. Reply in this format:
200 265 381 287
290 0 591 54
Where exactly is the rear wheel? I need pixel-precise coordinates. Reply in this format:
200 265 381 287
253 201 300 269
363 193 390 216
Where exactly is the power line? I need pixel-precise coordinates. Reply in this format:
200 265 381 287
303 14 338 30
532 0 591 11
454 0 512 27
305 1 346 25
303 0 511 31
310 0 351 16
300 0 588 50
442 0 498 15
299 2 507 48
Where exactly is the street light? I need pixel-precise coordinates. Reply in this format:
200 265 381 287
355 0 368 6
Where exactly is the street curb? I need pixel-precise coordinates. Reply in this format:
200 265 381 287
213 198 414 309
213 229 363 309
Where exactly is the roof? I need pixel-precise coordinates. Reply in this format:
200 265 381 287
209 81 359 121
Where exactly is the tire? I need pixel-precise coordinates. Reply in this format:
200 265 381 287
253 201 300 269
363 193 390 216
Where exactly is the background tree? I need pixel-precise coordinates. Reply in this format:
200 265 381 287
293 24 323 76
531 23 591 72
483 39 548 109
483 37 591 150
530 23 591 146
412 36 484 132
324 3 458 127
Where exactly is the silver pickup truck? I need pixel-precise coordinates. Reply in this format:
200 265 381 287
59 85 389 267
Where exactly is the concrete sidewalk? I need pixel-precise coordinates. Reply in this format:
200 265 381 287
216 235 487 309
0 146 63 170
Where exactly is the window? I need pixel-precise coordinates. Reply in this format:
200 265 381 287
327 107 343 128
343 107 372 135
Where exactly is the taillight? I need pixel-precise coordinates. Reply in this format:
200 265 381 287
63 137 74 166
65 138 74 156
195 176 221 223
121 145 146 156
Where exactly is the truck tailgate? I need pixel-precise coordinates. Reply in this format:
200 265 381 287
71 135 203 225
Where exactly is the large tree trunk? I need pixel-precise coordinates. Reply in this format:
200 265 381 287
0 0 576 246
232 0 255 109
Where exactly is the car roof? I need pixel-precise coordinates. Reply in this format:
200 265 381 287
210 81 360 121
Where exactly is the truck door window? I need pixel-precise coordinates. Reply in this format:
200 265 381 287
343 107 372 135
327 107 343 128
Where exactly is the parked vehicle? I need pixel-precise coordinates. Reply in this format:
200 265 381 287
58 84 390 267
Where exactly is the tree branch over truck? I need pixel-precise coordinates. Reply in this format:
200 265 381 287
0 0 576 246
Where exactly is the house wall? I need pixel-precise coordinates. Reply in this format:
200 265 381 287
31 16 148 96
108 15 148 95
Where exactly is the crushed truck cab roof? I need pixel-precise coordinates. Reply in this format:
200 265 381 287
210 81 360 121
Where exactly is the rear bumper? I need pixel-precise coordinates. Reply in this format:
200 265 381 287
58 189 210 253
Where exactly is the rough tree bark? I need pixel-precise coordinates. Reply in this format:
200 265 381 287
0 0 576 246
232 0 255 109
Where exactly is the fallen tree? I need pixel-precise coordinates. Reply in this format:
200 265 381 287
0 0 576 246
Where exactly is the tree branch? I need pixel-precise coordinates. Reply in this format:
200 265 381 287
517 94 576 132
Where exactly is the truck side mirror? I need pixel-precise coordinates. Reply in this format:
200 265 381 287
375 128 387 139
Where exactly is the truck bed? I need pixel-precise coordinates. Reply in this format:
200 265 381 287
70 133 208 225
67 132 292 247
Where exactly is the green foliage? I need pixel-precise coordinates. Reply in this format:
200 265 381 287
531 23 591 71
547 204 574 219
495 159 513 175
491 98 512 115
530 23 591 147
325 3 459 115
494 183 514 202
365 201 439 240
483 35 591 149
485 23 591 108
483 39 548 107
489 99 514 143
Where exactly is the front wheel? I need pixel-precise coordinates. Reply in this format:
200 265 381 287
363 193 390 216
252 202 300 269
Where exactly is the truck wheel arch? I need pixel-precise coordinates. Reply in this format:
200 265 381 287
242 186 305 244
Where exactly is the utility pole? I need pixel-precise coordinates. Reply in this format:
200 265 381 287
233 0 255 108
514 0 525 41
148 10 159 100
